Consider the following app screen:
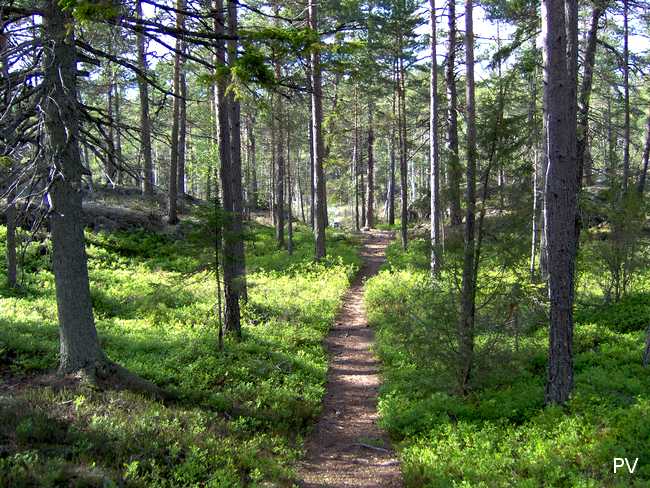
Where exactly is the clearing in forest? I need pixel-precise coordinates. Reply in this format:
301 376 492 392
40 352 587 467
299 230 402 488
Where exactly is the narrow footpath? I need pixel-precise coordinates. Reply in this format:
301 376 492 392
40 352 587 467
298 230 402 488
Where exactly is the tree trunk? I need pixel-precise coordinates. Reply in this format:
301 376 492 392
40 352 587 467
114 83 124 186
308 96 315 231
529 69 541 282
458 0 477 394
5 186 17 288
398 53 408 250
622 0 630 192
574 4 603 249
106 70 118 187
637 107 650 195
177 68 187 202
353 91 360 231
43 0 104 374
430 0 442 274
136 0 154 197
366 101 375 228
213 0 241 337
227 0 247 302
168 0 184 225
446 0 462 226
246 114 258 211
275 107 285 247
287 116 294 255
1 27 16 288
309 0 327 260
388 65 397 226
543 0 579 405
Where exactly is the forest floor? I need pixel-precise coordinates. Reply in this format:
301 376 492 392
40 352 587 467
299 230 402 488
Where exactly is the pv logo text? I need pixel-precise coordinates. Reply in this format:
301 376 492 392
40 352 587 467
614 458 638 474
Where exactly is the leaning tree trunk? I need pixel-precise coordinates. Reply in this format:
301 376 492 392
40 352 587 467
430 0 442 274
458 0 477 394
574 4 603 250
543 0 579 405
43 0 104 374
446 0 462 226
309 0 327 260
39 2 171 396
136 0 154 196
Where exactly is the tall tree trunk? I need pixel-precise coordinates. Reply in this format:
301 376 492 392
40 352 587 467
309 0 326 259
529 68 541 281
398 52 408 249
539 82 549 281
543 0 579 405
106 70 118 187
168 0 185 225
275 107 285 247
136 0 154 197
360 166 366 227
5 177 17 288
272 3 285 247
177 67 187 202
458 0 477 394
366 101 375 228
287 115 294 254
388 65 397 226
574 4 603 248
1 26 16 288
308 97 315 230
638 107 650 194
446 0 462 226
213 0 241 337
430 0 442 274
227 0 247 302
353 91 360 231
114 83 124 185
246 114 258 211
43 0 104 373
622 0 630 192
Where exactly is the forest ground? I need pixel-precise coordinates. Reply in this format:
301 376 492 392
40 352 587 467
299 230 401 487
0 218 361 487
365 223 650 487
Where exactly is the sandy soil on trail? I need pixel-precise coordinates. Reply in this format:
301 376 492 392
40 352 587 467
298 230 402 488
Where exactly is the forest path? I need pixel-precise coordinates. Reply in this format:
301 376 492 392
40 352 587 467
298 230 402 488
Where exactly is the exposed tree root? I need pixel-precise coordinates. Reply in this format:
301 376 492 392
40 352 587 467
69 359 170 401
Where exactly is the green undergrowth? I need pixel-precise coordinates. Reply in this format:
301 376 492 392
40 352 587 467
365 234 650 487
0 222 360 487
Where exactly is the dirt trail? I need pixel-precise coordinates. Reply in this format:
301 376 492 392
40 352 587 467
298 230 402 488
